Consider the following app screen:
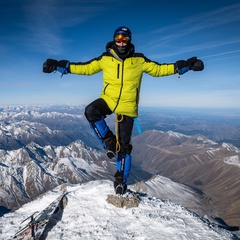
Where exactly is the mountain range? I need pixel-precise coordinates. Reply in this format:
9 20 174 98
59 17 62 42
0 105 240 228
132 130 240 226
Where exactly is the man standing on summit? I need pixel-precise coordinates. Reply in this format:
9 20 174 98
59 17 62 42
43 26 204 195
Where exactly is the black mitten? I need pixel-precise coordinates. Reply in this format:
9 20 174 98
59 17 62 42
43 59 70 75
43 59 58 73
175 57 204 75
190 59 204 71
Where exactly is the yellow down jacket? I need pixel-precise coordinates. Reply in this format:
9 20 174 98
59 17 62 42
69 42 175 117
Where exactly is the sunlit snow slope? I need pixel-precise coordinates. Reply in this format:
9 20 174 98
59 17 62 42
0 180 235 240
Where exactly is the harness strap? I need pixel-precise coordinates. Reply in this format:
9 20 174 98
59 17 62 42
115 114 142 153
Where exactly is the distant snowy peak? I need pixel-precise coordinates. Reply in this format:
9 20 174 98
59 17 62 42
0 120 53 137
196 135 218 145
164 130 218 145
13 110 84 120
222 142 239 152
150 129 188 138
135 129 219 148
0 104 85 113
166 130 188 139
0 105 85 124
0 105 93 151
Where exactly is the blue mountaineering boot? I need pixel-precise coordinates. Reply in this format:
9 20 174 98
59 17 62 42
114 178 127 195
90 118 116 159
114 153 131 194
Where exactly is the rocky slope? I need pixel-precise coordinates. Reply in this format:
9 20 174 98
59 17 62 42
132 130 240 225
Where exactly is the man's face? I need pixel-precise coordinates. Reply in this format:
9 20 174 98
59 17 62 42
115 41 127 47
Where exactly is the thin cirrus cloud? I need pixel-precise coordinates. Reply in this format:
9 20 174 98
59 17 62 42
142 3 240 56
158 3 240 34
20 0 118 54
143 4 240 58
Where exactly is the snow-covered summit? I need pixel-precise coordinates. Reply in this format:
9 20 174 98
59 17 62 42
0 180 235 240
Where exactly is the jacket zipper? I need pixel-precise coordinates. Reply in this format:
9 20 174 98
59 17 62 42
117 64 120 79
113 61 124 113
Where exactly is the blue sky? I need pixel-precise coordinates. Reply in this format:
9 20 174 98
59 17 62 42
1 0 240 108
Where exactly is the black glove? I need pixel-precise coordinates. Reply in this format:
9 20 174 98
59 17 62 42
175 57 204 75
43 59 58 73
43 59 70 75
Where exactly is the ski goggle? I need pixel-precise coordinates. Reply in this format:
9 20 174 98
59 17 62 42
114 34 130 44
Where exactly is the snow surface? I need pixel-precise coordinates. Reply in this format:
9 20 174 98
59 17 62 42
222 143 239 152
224 155 240 168
0 180 235 240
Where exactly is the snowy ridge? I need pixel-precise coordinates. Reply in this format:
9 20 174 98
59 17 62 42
0 180 234 240
167 130 189 139
224 155 240 168
222 142 239 152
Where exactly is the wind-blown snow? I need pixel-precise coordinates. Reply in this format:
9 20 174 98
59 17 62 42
0 180 234 240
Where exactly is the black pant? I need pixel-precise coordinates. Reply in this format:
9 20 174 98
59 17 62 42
85 98 133 154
